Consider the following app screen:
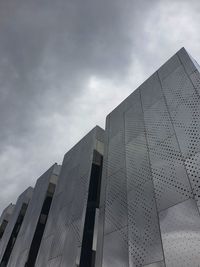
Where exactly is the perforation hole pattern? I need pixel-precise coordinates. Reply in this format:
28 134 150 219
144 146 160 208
169 93 200 158
161 65 196 110
104 170 127 234
128 182 163 266
149 135 193 211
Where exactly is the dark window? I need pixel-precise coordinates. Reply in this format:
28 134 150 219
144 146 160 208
79 150 103 267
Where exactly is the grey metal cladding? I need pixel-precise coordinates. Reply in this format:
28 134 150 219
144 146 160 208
143 98 174 149
143 261 165 267
185 152 200 206
177 48 200 98
159 199 200 267
104 169 127 234
103 227 129 267
49 205 70 259
177 47 200 75
59 223 81 267
35 235 54 267
140 72 163 111
158 54 181 81
126 133 152 191
47 256 62 267
107 130 125 177
128 181 164 267
148 134 193 212
100 48 200 267
0 187 33 262
35 126 104 267
124 90 144 143
169 93 200 158
190 70 200 96
6 164 59 267
159 65 196 111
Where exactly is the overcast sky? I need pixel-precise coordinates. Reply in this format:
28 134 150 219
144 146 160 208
0 0 200 213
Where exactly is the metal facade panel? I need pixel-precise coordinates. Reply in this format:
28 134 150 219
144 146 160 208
60 223 80 266
149 135 193 211
177 47 198 75
103 227 129 267
158 54 181 81
189 70 200 96
35 235 54 267
143 98 174 149
107 131 125 177
104 169 127 234
160 65 195 110
140 73 163 111
126 134 152 192
185 152 200 205
143 261 165 267
169 93 200 158
159 199 200 267
128 181 164 267
124 90 144 142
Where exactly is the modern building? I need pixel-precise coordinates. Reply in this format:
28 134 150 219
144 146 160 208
1 48 200 267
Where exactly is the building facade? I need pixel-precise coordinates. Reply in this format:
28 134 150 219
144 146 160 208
97 47 200 267
1 48 200 267
0 187 33 267
6 163 61 267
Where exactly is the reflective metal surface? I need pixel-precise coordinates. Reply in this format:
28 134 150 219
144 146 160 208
99 48 200 267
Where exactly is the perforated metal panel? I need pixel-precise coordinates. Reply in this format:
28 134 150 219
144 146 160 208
143 98 174 149
168 93 200 158
158 54 181 81
100 48 200 267
128 181 163 267
159 65 195 110
107 131 125 177
103 227 129 267
159 199 200 267
143 261 165 267
104 169 127 234
126 134 151 192
149 135 193 211
140 73 163 111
